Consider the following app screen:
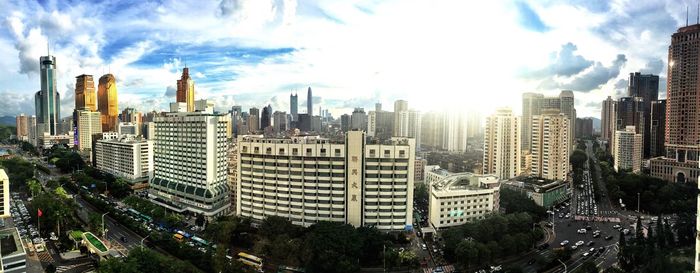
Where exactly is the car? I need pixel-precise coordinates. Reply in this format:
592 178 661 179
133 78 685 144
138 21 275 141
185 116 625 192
433 248 438 253
571 245 578 250
598 247 605 252
613 224 621 229
589 248 595 252
577 229 587 234
592 233 600 238
560 240 570 246
575 241 584 246
583 252 590 258
623 229 630 235
587 241 594 246
421 244 427 250
545 222 553 228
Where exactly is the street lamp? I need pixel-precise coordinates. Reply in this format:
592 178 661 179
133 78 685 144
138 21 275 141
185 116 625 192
141 234 151 250
101 212 109 238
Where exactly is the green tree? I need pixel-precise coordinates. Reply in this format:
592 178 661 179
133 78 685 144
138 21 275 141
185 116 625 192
575 260 599 273
302 221 361 273
455 240 478 270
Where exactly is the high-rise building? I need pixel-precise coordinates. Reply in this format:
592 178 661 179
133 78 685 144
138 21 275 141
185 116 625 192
559 90 576 151
601 96 617 143
248 107 260 133
272 111 287 132
613 126 643 173
28 116 37 146
368 110 395 140
230 106 242 137
651 25 700 184
393 100 409 136
97 74 119 132
290 93 298 121
227 142 238 213
531 110 570 181
149 105 231 217
650 100 666 157
236 132 415 230
0 227 27 273
35 55 61 136
0 169 8 218
15 114 28 141
261 105 272 129
306 87 313 116
176 67 195 112
75 74 97 111
628 72 660 105
522 92 547 151
76 110 102 151
350 108 367 131
118 122 138 135
95 135 153 184
340 114 350 132
575 118 594 138
482 108 521 179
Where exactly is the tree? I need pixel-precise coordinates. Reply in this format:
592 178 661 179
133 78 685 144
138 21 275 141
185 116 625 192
45 263 57 273
357 226 386 266
455 240 478 270
195 213 206 227
575 261 599 273
302 221 361 273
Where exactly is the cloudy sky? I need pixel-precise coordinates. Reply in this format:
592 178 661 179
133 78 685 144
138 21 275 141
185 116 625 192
0 0 690 119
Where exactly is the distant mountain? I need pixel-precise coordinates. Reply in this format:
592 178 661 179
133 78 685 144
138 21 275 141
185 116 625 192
0 116 15 126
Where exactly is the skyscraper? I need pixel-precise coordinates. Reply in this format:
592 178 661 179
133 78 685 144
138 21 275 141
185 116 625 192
272 111 287 132
522 93 544 151
340 114 350 132
35 55 61 136
230 106 242 137
601 96 617 143
97 74 119 132
393 100 409 136
290 92 298 121
76 109 102 151
558 90 576 151
15 114 28 141
628 72 659 158
614 126 643 173
248 107 260 132
75 74 97 111
261 105 272 129
651 24 700 184
176 67 195 112
650 100 666 157
531 110 570 181
483 108 521 179
150 107 231 217
350 108 367 131
307 87 313 116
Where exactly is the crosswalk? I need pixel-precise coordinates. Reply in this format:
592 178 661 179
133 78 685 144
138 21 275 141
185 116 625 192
422 265 455 273
37 251 54 263
56 263 83 273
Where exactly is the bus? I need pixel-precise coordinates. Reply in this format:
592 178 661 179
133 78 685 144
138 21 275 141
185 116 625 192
277 265 306 273
238 252 263 271
191 236 210 247
173 233 185 242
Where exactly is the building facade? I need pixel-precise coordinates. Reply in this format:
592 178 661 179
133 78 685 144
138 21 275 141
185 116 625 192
601 96 617 143
149 108 231 218
650 24 700 184
97 74 119 132
35 55 61 136
613 126 643 173
15 114 28 141
650 100 666 157
176 67 195 112
0 169 8 218
530 110 570 181
76 110 102 151
0 227 27 273
428 172 500 229
482 108 521 179
95 135 153 184
75 74 97 111
236 131 415 231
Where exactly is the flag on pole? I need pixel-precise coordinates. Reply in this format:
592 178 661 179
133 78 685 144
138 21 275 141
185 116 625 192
37 208 43 217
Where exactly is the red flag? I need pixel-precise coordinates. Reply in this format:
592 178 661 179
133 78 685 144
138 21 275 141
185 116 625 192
37 209 43 217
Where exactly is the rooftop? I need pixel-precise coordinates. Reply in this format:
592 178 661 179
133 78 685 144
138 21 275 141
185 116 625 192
431 172 499 192
0 228 25 258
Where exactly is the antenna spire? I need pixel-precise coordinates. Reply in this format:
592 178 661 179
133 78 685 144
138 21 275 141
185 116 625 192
697 2 699 24
687 6 689 26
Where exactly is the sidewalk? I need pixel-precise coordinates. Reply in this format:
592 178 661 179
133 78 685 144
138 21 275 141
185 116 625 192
60 250 86 260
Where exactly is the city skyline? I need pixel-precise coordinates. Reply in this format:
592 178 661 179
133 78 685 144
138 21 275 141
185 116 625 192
0 0 689 119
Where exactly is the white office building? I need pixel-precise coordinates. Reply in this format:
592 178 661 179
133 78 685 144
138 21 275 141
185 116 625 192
237 131 415 231
95 135 153 184
531 110 570 181
149 105 231 218
614 126 643 173
76 109 102 151
428 171 500 229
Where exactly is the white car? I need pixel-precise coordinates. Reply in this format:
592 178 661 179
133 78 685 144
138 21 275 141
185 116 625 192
575 241 584 246
560 240 570 246
571 245 578 250
583 252 590 258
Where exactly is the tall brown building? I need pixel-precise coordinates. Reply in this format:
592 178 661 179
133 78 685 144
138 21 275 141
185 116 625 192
97 74 119 132
176 67 195 112
650 24 700 183
75 74 97 111
15 114 28 140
